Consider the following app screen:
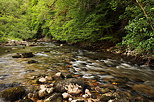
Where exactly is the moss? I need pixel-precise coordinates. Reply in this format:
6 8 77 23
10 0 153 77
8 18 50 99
0 86 26 101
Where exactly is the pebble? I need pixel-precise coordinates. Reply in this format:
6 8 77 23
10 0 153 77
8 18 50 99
82 94 89 98
46 88 54 94
62 92 71 99
55 72 62 77
68 97 73 101
39 78 47 83
40 85 47 89
85 89 91 96
38 89 47 98
45 76 53 81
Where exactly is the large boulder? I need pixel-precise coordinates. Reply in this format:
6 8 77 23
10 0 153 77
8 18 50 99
54 78 87 93
0 86 26 101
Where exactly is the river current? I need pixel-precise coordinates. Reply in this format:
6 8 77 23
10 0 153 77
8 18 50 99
0 42 154 101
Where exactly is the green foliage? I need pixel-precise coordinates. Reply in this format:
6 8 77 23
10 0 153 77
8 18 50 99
0 0 36 41
120 0 154 55
0 0 153 56
48 0 126 43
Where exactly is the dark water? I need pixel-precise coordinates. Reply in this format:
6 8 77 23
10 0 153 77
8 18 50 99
0 42 154 100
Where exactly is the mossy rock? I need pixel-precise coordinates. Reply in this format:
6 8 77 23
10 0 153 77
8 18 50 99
0 86 26 101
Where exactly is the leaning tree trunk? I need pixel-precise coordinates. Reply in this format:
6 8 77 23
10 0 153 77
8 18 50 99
135 0 154 31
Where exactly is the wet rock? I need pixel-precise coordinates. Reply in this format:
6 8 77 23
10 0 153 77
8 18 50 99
27 60 38 64
0 75 8 80
44 93 62 102
0 86 26 101
45 76 53 81
54 78 86 93
12 53 22 58
62 92 71 99
25 70 35 73
21 52 35 58
85 89 91 96
38 85 54 98
12 52 34 58
82 94 89 98
39 78 47 83
68 97 73 101
38 89 48 98
40 85 47 90
53 72 65 80
65 83 82 95
46 88 54 94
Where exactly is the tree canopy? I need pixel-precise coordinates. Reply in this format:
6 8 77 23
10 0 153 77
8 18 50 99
0 0 153 56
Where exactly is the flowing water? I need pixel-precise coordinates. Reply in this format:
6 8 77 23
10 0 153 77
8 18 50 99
0 42 154 101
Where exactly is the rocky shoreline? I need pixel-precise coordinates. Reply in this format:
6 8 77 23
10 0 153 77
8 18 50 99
0 72 108 102
1 71 153 102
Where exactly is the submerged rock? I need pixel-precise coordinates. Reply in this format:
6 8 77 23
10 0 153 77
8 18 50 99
0 86 26 101
27 60 38 64
12 52 34 58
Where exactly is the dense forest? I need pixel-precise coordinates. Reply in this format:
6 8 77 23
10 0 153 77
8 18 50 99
0 0 154 57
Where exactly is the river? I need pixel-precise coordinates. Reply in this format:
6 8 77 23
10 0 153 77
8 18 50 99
0 42 154 101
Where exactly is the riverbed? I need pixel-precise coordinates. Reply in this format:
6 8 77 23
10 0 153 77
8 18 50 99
0 42 154 101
